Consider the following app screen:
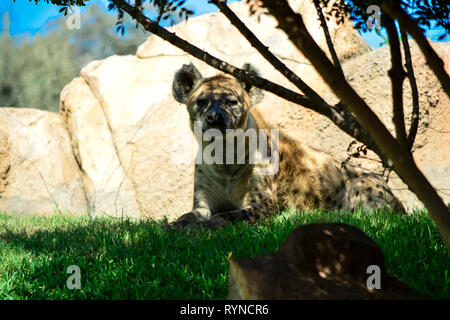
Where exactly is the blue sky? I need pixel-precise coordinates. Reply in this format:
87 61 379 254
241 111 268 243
0 0 447 48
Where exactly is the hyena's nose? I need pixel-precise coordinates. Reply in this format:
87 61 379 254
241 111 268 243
205 108 225 126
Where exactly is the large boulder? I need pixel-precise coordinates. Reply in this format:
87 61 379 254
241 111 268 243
59 76 142 218
136 0 371 63
228 223 424 299
59 0 371 218
0 108 87 216
60 60 196 220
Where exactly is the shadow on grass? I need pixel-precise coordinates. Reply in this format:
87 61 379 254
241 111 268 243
0 217 274 299
0 211 448 299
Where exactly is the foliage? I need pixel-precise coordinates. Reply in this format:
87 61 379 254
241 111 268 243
0 15 80 111
320 0 449 40
107 0 194 35
0 209 448 299
0 4 149 112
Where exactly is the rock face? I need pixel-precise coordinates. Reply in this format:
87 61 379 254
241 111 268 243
227 223 424 299
60 60 197 219
136 0 371 62
1 0 448 218
59 76 142 218
0 108 87 216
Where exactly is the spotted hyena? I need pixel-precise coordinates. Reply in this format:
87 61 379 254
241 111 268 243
167 63 405 230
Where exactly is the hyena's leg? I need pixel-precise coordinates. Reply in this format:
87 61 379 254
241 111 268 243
208 178 276 229
207 206 265 229
166 191 212 231
344 170 405 213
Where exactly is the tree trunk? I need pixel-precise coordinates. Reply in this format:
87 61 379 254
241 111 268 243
261 0 450 250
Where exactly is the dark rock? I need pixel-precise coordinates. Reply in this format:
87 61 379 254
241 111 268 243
228 223 424 299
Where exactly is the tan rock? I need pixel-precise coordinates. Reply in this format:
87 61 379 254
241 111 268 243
137 0 371 63
60 77 141 218
0 108 87 216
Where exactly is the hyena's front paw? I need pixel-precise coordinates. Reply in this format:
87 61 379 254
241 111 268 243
207 215 231 230
164 212 206 232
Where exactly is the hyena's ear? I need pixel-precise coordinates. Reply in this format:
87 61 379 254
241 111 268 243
239 63 264 105
172 63 203 104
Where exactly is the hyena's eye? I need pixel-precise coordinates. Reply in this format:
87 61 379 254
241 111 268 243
196 97 208 109
225 97 238 107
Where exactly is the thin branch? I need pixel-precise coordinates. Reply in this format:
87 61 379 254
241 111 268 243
385 16 408 147
312 0 344 77
113 2 313 104
259 0 450 249
382 0 450 98
400 28 420 150
209 0 383 159
260 0 394 148
209 0 327 106
113 0 384 161
156 2 166 24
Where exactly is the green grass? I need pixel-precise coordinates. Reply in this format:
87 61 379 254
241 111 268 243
0 209 448 299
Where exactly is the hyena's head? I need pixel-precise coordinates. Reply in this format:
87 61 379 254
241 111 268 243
172 63 264 133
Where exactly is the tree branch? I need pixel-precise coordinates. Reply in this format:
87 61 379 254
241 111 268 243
400 28 420 150
382 0 450 98
113 0 384 161
113 2 312 105
209 0 383 159
385 16 408 147
156 2 166 24
210 0 326 105
260 0 450 249
312 0 344 77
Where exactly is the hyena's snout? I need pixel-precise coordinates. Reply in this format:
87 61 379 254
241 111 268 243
202 105 235 132
205 106 226 127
